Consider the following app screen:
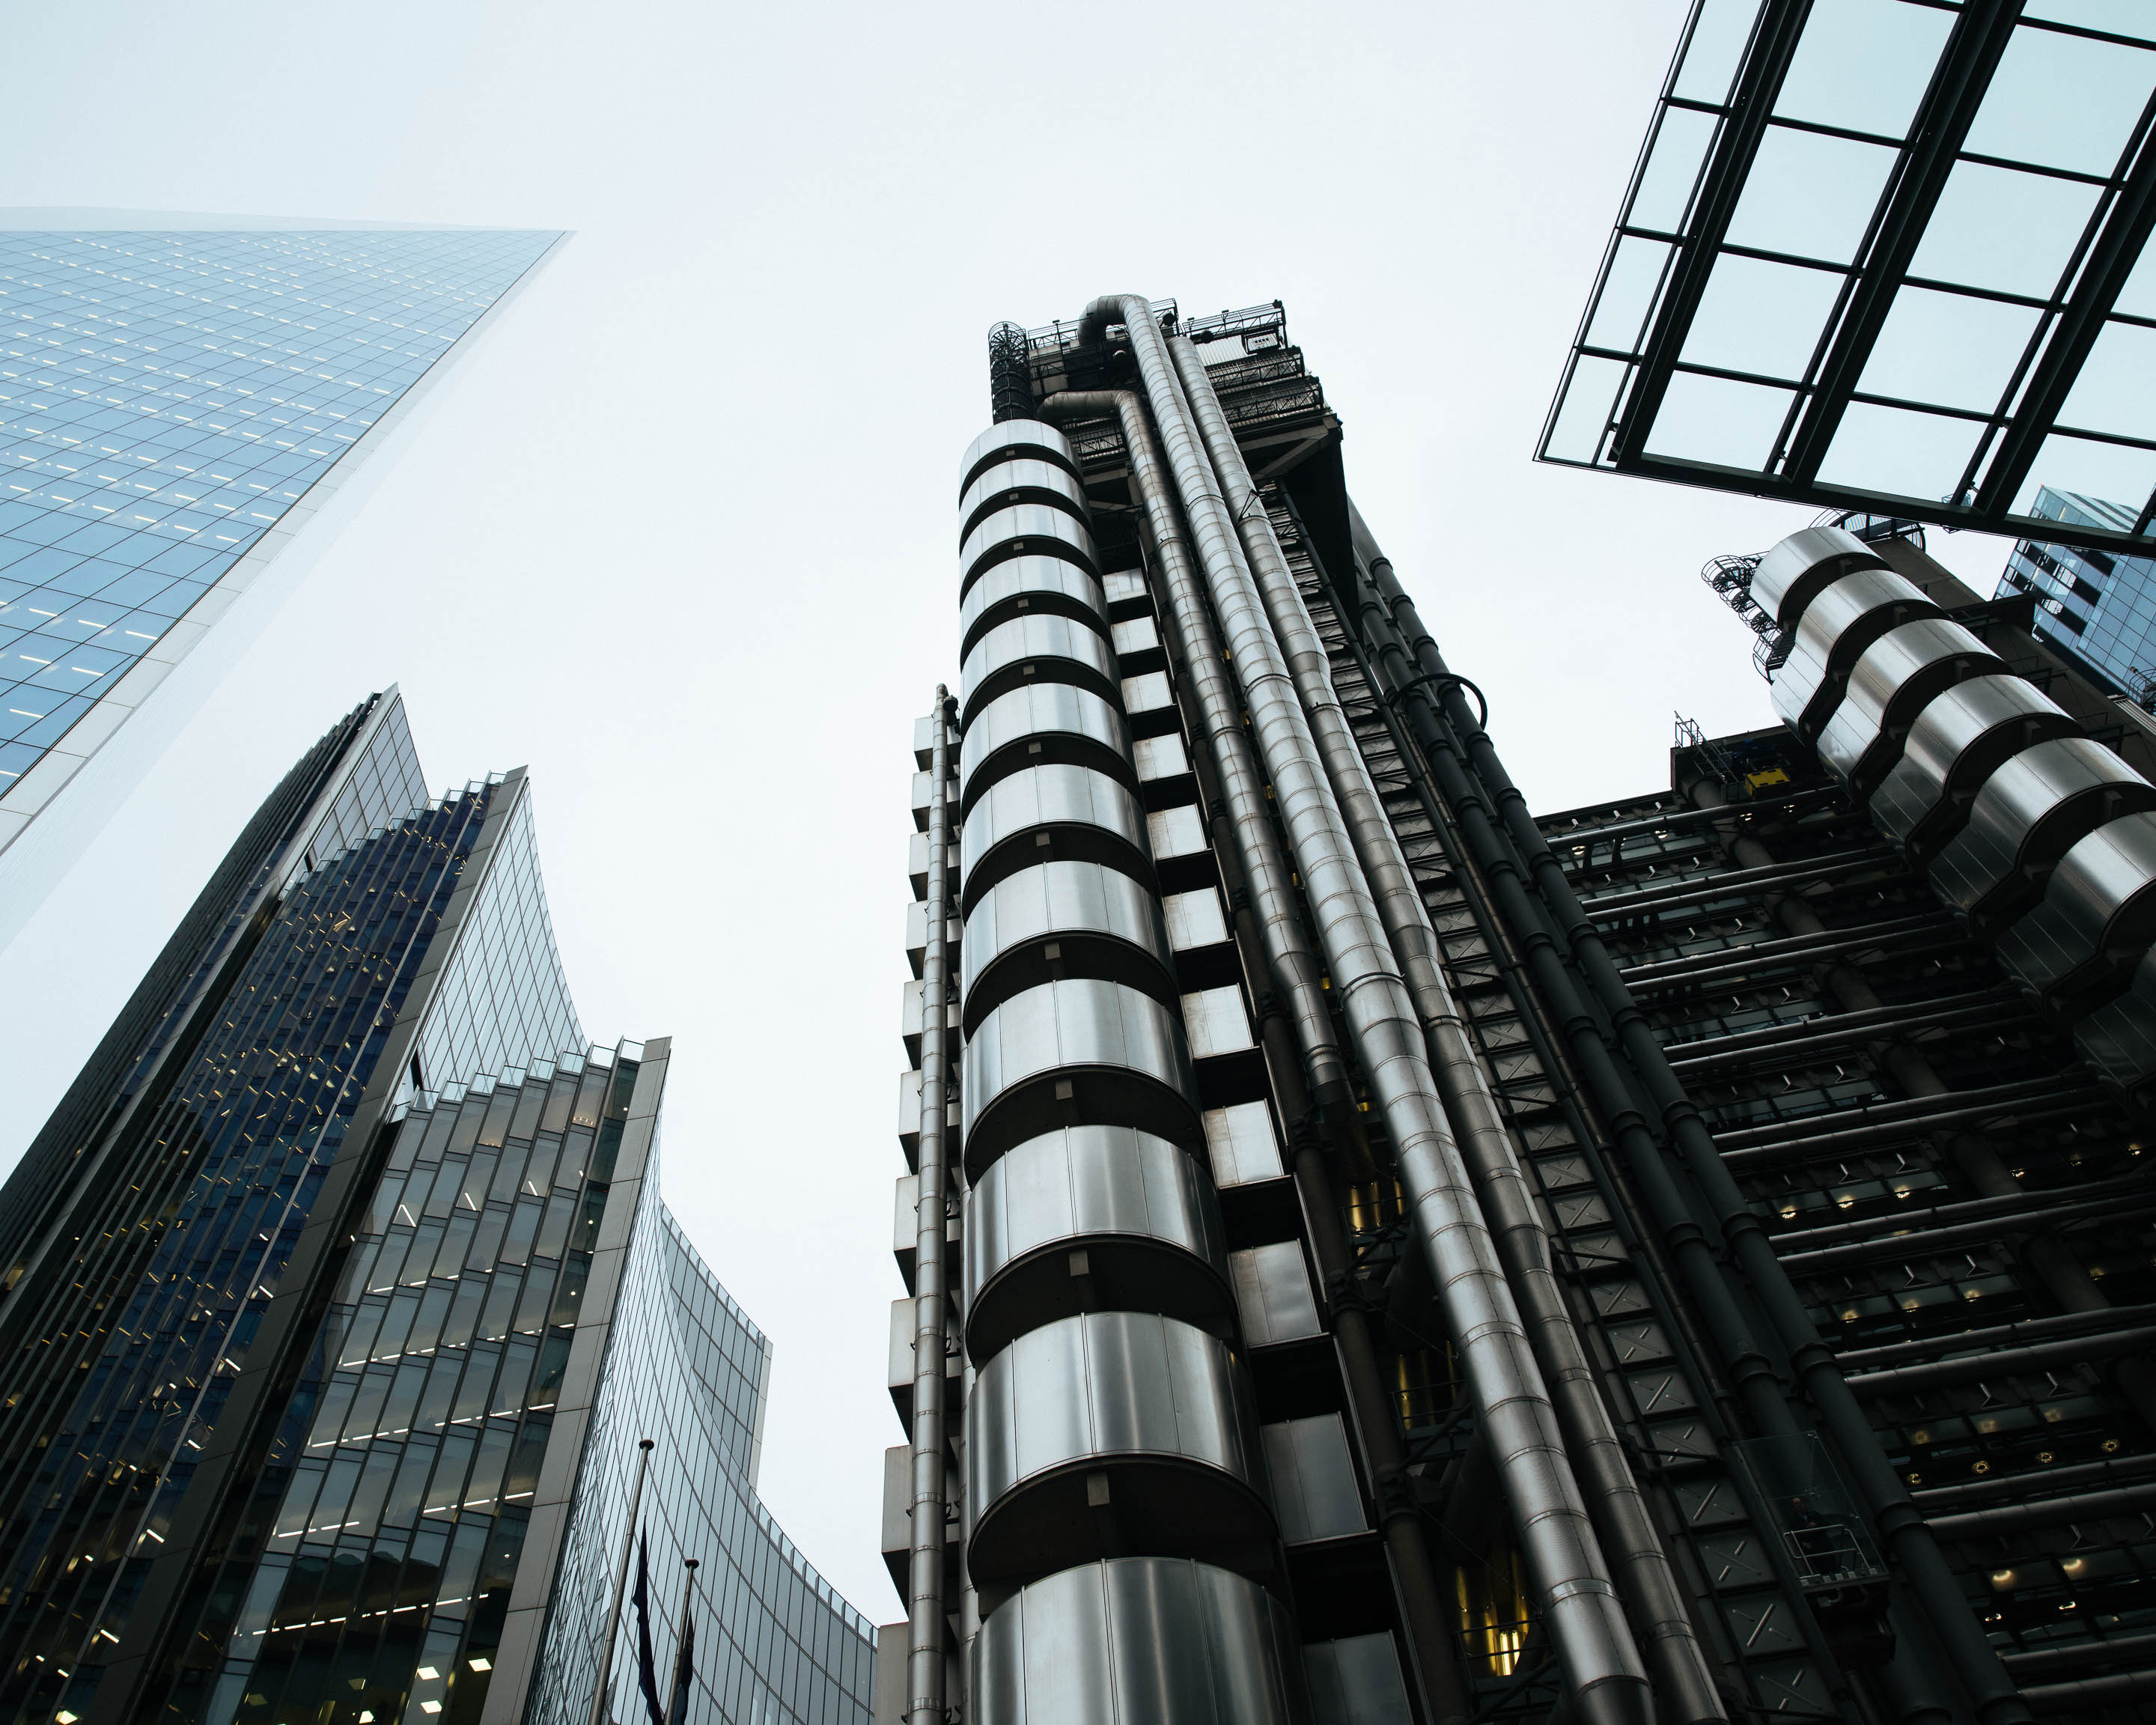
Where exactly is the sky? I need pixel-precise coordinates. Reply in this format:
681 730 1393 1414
0 0 2024 1622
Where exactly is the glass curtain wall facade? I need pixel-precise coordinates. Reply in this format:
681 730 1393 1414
0 696 581 1723
190 1043 872 1725
520 1152 874 1725
0 686 426 1294
0 693 873 1725
884 293 2156 1725
0 222 563 947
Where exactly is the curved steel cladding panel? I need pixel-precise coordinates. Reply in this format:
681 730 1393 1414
962 859 1178 1033
1994 810 2156 1018
960 458 1091 542
1816 617 2005 797
961 979 1201 1181
966 1312 1274 1592
963 1125 1234 1363
1927 736 2156 933
960 556 1112 660
972 1557 1309 1725
960 505 1100 598
960 612 1121 729
1872 674 2080 860
959 683 1134 814
1768 568 1940 743
961 420 1083 496
2074 946 2156 1089
959 765 1154 913
1750 525 1889 631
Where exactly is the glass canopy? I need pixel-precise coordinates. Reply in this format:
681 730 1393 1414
1541 0 2156 556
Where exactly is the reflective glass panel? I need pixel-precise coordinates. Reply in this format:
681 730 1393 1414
1855 285 2044 412
0 227 555 806
1645 372 1797 469
1673 0 1764 106
1961 25 2156 175
1816 404 1988 502
2055 321 2156 439
1631 109 1719 235
1724 126 1899 265
1773 0 1953 140
1909 162 2104 299
1681 253 1844 380
1586 238 1675 356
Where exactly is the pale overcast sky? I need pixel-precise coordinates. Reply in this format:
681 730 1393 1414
0 0 2018 1619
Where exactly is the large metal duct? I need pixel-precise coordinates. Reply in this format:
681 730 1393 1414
1815 617 2004 797
1770 567 1942 743
1871 675 2080 861
972 1558 1309 1725
960 859 1178 1032
960 555 1112 658
963 1125 1234 1361
951 419 1284 1724
1746 526 2156 1095
959 766 1152 910
1035 391 1342 1103
960 612 1121 727
966 1311 1273 1598
1076 294 1649 1725
1167 335 1723 1725
1925 737 2156 936
1035 386 1464 1721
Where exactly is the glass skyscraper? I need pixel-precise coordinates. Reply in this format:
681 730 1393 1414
0 693 870 1725
0 219 563 949
1997 487 2156 707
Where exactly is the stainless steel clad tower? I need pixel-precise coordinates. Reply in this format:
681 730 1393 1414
881 296 2156 1725
883 302 1704 1725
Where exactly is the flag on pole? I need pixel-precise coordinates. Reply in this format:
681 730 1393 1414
630 1533 666 1725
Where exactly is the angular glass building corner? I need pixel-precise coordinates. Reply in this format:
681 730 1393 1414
0 218 567 951
0 696 870 1725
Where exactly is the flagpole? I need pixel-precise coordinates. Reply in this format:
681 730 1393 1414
667 1559 701 1725
589 1437 656 1725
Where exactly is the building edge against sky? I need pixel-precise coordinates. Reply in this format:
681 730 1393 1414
0 687 871 1725
0 216 567 952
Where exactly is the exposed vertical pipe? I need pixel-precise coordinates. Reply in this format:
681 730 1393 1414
1041 386 1468 1722
588 1437 656 1725
1169 339 1725 1725
908 689 955 1725
1353 508 2028 1725
1336 540 1918 1721
1080 293 1649 1725
1035 392 1341 1098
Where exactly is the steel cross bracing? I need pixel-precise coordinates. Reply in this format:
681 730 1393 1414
1267 493 1836 1716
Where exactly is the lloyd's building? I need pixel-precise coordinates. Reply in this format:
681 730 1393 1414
881 8 2156 1718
